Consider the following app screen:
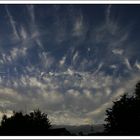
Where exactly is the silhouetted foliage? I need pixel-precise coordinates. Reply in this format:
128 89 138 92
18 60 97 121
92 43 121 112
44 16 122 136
135 82 140 99
104 81 140 135
0 109 51 135
78 131 84 136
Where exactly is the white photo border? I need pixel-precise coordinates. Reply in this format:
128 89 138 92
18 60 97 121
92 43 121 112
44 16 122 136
0 1 139 139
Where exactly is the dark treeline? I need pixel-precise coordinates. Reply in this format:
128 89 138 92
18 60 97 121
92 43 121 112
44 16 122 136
1 82 140 135
89 81 140 136
0 109 52 135
0 109 71 136
103 82 140 136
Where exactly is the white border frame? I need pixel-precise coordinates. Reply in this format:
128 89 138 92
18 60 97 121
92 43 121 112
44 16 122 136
0 136 140 139
0 1 139 139
0 1 139 4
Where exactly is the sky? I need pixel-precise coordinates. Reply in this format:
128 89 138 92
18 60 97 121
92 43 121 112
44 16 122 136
0 4 140 125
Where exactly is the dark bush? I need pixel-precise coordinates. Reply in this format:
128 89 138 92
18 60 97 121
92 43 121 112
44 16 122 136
0 109 51 135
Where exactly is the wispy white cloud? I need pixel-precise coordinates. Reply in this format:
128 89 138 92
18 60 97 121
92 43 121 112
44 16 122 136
0 65 139 125
72 51 79 62
59 56 66 66
135 60 140 70
124 58 132 70
27 5 35 24
112 48 124 55
70 8 88 40
106 5 112 25
73 15 84 37
10 47 27 61
5 5 20 41
110 64 117 69
39 52 55 69
27 5 44 50
19 25 28 40
93 63 104 75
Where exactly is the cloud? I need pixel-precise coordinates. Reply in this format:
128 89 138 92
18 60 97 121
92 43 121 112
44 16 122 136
39 52 55 69
112 48 124 55
27 5 35 24
72 14 84 37
49 110 93 125
0 63 139 125
27 5 44 50
93 63 104 75
124 58 132 70
110 65 117 69
135 61 140 70
5 5 20 41
59 56 66 66
72 51 79 63
19 25 28 40
106 5 112 24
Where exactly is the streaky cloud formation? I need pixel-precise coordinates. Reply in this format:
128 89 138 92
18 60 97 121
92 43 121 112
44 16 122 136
0 5 140 125
5 5 20 41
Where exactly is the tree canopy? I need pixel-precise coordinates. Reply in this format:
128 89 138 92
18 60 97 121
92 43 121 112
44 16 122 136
104 82 140 135
0 109 51 135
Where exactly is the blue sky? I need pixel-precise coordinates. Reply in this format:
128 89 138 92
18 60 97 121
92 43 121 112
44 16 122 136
0 4 140 125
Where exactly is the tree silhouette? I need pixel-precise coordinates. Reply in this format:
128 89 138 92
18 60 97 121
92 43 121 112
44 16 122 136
104 82 140 135
135 82 140 98
0 109 51 135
